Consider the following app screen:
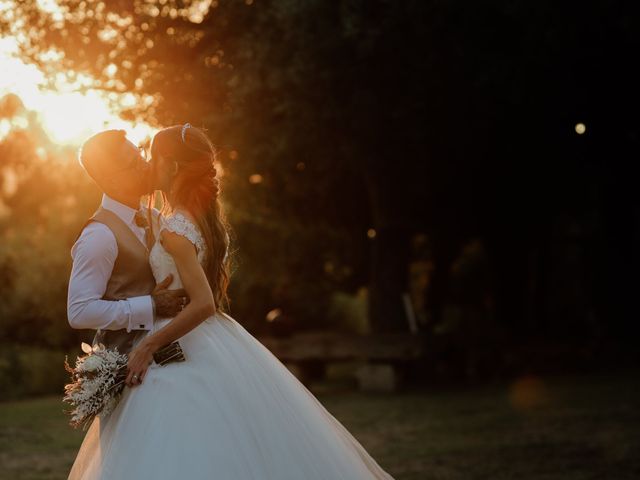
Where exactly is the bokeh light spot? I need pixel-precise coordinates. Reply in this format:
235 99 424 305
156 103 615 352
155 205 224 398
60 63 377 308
508 375 550 411
249 174 263 184
266 308 282 322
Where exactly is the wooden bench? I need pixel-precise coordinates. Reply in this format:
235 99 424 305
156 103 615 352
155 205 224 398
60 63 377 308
257 331 426 392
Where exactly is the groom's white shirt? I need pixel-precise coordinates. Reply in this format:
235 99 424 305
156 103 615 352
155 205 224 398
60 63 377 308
67 194 154 332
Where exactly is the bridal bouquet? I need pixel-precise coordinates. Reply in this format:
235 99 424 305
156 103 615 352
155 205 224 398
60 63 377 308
62 342 129 430
63 341 186 430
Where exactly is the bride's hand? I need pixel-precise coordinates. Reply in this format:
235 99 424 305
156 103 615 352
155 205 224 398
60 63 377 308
126 338 157 387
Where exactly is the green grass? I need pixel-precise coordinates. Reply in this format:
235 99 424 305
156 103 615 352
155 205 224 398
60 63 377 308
0 395 86 480
1 369 638 479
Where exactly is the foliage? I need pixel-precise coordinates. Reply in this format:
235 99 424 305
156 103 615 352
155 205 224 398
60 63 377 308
0 343 74 400
2 0 417 331
0 114 99 349
1 0 638 352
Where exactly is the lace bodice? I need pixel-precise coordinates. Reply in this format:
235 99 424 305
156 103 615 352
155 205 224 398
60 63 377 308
149 211 207 291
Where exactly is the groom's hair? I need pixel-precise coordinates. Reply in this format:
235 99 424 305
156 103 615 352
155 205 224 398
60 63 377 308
78 129 127 181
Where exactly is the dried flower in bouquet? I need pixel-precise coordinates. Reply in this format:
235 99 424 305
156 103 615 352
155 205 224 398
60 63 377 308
62 342 129 430
63 340 186 430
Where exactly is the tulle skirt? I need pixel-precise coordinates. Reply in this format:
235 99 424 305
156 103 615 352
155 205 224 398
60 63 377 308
67 312 395 479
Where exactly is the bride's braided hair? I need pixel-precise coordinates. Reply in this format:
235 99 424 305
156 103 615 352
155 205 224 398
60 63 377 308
150 124 232 312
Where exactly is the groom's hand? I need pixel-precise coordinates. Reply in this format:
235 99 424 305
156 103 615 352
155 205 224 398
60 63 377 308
151 274 190 318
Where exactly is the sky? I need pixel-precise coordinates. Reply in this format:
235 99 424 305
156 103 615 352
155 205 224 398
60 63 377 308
0 1 155 146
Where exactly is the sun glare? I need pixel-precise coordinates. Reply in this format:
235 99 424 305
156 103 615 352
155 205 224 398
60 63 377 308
0 34 155 147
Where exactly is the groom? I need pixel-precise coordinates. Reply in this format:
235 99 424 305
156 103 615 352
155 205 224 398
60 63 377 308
67 129 187 358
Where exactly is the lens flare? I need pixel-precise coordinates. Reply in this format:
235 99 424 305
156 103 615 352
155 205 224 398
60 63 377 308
0 36 154 146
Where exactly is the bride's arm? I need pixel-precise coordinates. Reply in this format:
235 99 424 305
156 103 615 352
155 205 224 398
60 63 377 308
125 230 215 386
148 230 216 348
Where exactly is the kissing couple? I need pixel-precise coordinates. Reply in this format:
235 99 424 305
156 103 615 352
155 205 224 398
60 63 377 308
66 125 395 479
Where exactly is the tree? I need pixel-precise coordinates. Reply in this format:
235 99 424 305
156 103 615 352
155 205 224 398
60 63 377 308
3 0 638 345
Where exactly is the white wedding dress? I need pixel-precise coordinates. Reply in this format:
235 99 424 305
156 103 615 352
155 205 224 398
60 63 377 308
68 211 395 480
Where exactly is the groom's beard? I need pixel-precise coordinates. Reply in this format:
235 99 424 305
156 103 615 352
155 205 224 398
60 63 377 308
139 173 155 196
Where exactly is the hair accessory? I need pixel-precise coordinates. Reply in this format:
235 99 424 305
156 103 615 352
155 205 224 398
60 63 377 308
181 123 191 143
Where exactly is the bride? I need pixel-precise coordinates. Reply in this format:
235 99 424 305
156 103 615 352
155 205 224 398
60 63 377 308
68 123 395 479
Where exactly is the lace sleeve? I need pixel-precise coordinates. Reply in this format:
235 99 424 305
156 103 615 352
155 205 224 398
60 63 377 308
160 212 206 254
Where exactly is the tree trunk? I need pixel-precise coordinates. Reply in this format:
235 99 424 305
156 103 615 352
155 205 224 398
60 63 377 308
368 225 412 333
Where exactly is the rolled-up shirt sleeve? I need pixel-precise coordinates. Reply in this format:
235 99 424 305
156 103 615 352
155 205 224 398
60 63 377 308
67 222 153 332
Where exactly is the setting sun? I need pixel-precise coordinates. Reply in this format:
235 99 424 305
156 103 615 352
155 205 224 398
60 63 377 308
0 31 154 146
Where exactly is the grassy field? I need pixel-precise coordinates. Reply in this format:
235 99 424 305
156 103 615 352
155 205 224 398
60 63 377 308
0 369 638 480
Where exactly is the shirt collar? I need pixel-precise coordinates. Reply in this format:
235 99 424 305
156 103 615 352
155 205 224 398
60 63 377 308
101 194 142 225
